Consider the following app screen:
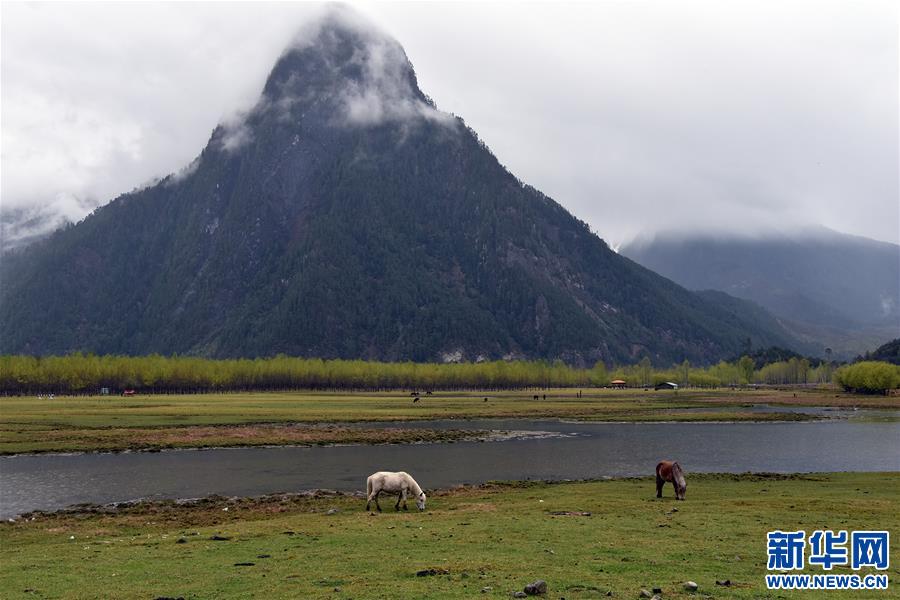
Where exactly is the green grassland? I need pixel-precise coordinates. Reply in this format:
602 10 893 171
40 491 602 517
1 387 894 454
1 473 897 599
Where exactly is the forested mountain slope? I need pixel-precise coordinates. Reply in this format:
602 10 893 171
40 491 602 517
0 11 809 365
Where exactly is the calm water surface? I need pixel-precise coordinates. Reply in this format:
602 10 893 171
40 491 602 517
1 417 898 519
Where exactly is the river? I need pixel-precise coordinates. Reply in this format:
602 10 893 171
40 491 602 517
1 415 898 518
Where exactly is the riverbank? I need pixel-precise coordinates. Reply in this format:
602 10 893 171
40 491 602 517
0 423 489 455
2 472 897 599
3 387 890 455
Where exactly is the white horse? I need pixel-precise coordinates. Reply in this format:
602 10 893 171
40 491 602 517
365 471 426 512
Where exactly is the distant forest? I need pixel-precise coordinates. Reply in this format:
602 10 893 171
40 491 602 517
856 338 900 365
0 350 863 395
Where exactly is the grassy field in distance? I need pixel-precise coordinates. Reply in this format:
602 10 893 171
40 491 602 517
1 387 896 454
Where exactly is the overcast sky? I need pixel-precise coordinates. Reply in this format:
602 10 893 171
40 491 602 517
2 1 898 247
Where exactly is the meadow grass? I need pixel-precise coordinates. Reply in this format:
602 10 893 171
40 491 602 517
1 472 897 599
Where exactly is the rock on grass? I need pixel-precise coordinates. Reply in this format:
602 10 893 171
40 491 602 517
416 568 449 577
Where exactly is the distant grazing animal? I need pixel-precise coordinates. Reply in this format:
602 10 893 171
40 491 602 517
533 395 539 400
413 396 420 403
426 391 433 395
366 471 426 512
484 397 488 402
410 392 419 397
543 394 546 400
656 460 687 500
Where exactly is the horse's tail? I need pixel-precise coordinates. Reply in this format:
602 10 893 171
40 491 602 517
366 476 372 498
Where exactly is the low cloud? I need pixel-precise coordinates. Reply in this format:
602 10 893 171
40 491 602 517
166 156 202 186
218 118 253 153
2 2 897 247
1 193 97 251
332 22 454 127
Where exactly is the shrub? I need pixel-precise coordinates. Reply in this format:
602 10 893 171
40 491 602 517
833 361 900 394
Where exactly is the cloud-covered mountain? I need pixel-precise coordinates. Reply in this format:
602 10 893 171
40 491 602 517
623 227 900 358
0 9 811 365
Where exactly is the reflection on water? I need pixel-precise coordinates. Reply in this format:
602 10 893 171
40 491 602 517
1 418 898 518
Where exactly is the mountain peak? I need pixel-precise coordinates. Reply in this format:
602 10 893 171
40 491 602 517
204 8 453 158
255 8 441 128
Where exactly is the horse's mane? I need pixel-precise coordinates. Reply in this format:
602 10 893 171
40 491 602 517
670 462 686 487
405 473 423 496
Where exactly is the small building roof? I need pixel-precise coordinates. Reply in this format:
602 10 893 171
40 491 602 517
611 379 627 384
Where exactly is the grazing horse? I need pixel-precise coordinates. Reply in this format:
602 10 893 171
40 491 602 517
656 460 687 500
366 471 426 512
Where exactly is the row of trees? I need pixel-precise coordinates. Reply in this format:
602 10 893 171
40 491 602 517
0 354 595 394
0 353 875 395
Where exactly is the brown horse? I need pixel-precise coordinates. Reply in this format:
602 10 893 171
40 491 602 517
656 460 687 500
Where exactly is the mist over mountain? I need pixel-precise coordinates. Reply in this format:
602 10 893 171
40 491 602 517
0 10 812 365
1 206 67 253
0 195 101 253
623 227 900 358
